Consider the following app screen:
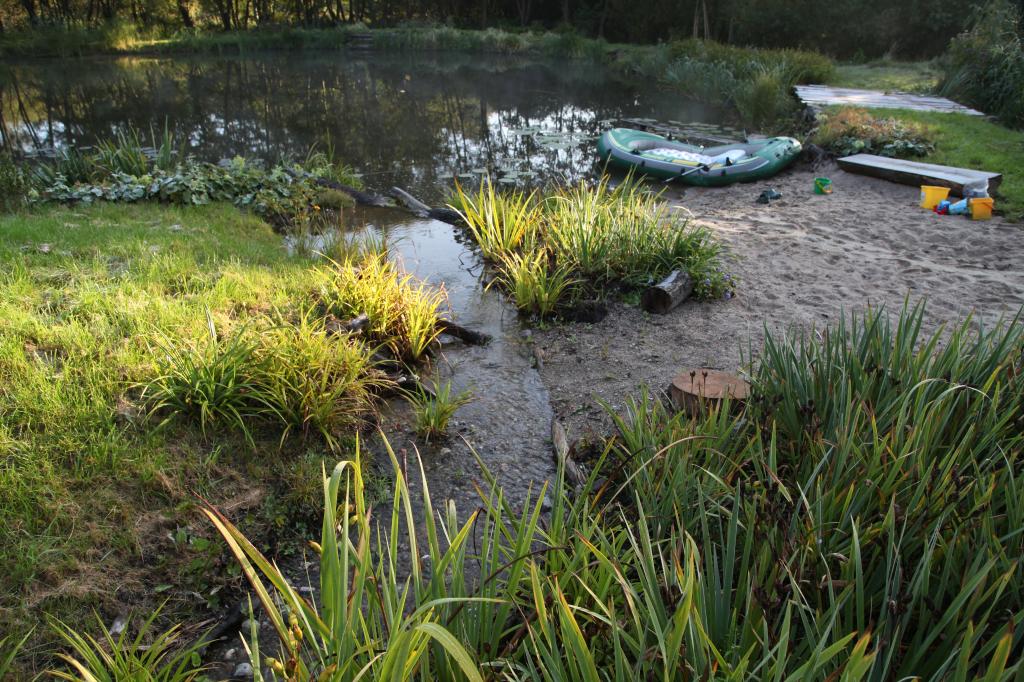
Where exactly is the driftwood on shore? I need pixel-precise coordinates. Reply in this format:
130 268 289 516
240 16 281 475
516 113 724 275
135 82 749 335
328 313 491 346
389 186 465 226
641 270 693 314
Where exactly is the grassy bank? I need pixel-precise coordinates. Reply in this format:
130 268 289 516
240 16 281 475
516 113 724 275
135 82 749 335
813 107 1024 220
0 201 447 671
48 303 1023 679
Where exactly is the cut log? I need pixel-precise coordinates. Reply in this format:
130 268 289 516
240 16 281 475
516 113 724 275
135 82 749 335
669 369 750 416
641 270 693 314
436 319 491 345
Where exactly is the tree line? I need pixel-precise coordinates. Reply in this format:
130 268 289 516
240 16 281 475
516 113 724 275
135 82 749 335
1 0 1022 58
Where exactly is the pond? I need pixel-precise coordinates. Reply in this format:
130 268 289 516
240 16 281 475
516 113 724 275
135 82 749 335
0 50 727 201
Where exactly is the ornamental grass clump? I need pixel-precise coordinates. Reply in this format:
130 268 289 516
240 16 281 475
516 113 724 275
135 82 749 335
450 177 540 261
450 175 729 318
316 252 445 363
406 380 473 441
253 310 388 450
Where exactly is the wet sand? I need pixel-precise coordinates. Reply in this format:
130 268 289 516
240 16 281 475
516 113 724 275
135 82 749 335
535 162 1024 439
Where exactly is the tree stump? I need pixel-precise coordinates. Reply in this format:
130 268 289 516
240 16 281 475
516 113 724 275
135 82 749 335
669 369 750 416
641 270 693 314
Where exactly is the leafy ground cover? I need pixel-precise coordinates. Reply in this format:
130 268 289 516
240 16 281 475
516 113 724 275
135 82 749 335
816 106 1024 220
811 108 936 158
449 176 732 319
55 303 1023 680
0 201 445 672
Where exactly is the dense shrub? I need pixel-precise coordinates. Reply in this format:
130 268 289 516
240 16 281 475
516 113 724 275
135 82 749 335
812 107 936 157
941 0 1024 128
0 155 28 212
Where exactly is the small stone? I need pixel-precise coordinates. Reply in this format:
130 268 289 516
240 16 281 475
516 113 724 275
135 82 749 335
439 448 452 456
223 648 237 661
108 614 128 637
232 662 254 678
298 585 314 595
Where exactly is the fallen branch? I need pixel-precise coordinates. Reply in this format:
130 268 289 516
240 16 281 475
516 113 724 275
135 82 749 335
325 313 370 335
436 319 491 345
389 186 465 226
552 418 585 490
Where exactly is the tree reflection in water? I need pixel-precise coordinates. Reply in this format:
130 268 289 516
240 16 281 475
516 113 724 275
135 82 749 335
0 51 719 199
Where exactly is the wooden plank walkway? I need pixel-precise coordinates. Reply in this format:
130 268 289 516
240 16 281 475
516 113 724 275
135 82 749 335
837 154 1002 196
795 85 985 116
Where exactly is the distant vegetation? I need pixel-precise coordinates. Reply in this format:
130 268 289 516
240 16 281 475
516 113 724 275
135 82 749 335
941 0 1024 129
0 0 987 59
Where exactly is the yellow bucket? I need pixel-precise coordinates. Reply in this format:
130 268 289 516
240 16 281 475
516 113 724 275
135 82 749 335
920 185 950 209
970 197 994 220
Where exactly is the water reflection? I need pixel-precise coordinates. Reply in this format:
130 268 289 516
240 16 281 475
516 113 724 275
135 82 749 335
0 51 719 200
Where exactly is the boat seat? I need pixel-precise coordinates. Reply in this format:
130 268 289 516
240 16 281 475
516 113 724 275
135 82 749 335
643 147 747 166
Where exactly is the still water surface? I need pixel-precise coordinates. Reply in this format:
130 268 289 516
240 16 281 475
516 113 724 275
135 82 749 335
0 51 723 199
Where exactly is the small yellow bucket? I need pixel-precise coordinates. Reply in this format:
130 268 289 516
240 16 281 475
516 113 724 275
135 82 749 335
920 185 950 209
970 197 994 220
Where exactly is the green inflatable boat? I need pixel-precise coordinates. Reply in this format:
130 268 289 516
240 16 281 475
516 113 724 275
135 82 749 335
597 128 802 186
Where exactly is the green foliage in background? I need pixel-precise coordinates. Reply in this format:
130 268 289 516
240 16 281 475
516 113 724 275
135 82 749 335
25 129 362 226
812 107 936 157
941 0 1024 128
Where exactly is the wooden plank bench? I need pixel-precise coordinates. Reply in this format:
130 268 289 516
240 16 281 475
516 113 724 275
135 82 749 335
837 154 1002 197
795 85 985 116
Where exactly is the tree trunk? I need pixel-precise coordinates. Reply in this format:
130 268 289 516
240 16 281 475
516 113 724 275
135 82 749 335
20 0 39 25
176 0 194 27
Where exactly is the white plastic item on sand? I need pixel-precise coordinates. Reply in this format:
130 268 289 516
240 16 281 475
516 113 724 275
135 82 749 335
964 178 989 198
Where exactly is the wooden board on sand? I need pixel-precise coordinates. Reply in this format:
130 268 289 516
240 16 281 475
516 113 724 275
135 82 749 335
837 154 1003 197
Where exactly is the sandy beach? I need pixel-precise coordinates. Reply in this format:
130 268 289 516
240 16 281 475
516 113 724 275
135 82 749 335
536 162 1024 438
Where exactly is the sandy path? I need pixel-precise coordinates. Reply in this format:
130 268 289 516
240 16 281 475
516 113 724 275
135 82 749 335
536 163 1024 439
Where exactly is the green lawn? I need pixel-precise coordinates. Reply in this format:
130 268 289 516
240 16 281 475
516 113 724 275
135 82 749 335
858 108 1024 220
0 203 342 669
830 60 941 93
